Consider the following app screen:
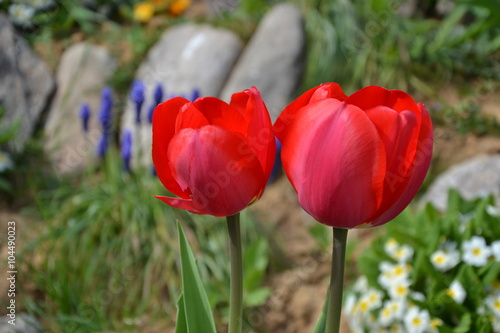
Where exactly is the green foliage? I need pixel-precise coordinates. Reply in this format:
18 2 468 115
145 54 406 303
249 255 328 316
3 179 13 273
294 0 500 95
20 149 272 332
177 222 217 333
0 105 19 195
348 191 500 332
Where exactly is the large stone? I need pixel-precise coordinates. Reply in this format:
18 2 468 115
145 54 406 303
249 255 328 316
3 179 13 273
421 154 500 211
44 43 116 175
0 14 54 152
219 3 305 121
121 23 242 167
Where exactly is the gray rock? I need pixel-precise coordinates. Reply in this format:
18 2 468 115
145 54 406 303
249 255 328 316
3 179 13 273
0 314 42 333
421 154 500 211
219 3 305 121
0 14 54 152
44 43 116 175
121 23 242 167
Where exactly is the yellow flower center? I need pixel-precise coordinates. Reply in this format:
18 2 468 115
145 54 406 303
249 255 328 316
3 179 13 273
472 247 482 256
412 317 422 326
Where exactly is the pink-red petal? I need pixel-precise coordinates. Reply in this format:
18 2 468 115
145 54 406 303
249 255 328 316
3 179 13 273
230 87 276 182
273 83 347 142
345 86 419 114
281 99 386 228
152 97 191 198
164 125 266 216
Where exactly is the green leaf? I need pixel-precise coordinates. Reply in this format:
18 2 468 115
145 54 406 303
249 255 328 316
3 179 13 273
177 222 217 333
453 313 471 333
311 294 328 333
244 287 271 307
175 294 188 333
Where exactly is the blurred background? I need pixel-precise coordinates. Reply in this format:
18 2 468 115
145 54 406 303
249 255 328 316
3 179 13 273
0 0 499 332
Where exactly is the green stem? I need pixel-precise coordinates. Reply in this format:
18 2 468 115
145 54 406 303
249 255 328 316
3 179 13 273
325 227 348 333
227 213 243 333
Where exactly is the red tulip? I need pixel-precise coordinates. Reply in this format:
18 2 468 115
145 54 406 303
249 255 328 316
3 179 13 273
152 87 276 217
274 83 433 228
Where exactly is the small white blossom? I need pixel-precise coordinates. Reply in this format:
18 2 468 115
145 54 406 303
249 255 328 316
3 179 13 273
378 261 411 289
353 276 369 292
403 307 430 333
462 236 492 267
446 280 466 304
28 0 55 10
430 249 460 271
491 241 500 262
392 244 414 263
427 318 443 333
486 205 500 216
0 151 13 172
410 291 426 302
486 294 500 318
344 294 357 316
388 280 411 300
379 299 405 327
385 238 399 256
9 4 35 27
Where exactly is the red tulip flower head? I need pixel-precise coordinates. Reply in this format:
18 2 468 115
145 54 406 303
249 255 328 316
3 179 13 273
152 87 276 217
274 83 433 228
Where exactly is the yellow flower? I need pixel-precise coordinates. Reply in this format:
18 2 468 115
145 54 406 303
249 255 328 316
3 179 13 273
134 2 155 22
169 0 191 16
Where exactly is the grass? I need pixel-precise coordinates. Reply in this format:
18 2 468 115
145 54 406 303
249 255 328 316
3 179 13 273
19 149 272 332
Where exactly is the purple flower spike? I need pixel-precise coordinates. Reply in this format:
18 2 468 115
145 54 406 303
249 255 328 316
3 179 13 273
147 104 155 124
79 103 91 133
130 80 145 124
190 88 201 101
99 87 113 134
121 130 133 172
153 83 163 105
97 134 108 158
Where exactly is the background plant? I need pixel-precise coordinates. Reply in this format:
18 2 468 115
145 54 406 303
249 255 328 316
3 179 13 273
20 149 272 332
346 191 500 332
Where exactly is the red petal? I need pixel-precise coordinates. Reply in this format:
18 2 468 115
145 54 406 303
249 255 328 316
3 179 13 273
273 83 347 142
281 99 386 228
370 103 433 226
230 87 276 183
192 97 247 137
175 103 210 131
152 97 191 198
164 125 266 216
345 86 419 113
364 106 420 222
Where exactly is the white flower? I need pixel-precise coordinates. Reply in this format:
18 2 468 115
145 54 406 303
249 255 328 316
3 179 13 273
362 288 384 310
430 249 460 272
378 262 412 289
446 280 466 304
486 205 500 216
392 244 414 263
385 238 399 255
486 294 500 318
344 294 357 316
403 307 430 333
8 4 35 27
388 280 411 300
410 291 426 302
491 241 500 262
0 151 13 172
427 318 443 333
379 299 405 327
462 236 492 267
353 276 369 293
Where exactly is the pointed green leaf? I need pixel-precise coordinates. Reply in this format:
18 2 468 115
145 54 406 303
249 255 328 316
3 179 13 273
311 293 329 333
175 294 188 333
177 222 217 333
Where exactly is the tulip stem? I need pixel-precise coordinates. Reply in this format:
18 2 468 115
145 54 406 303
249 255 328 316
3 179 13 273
227 213 243 333
325 227 348 333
